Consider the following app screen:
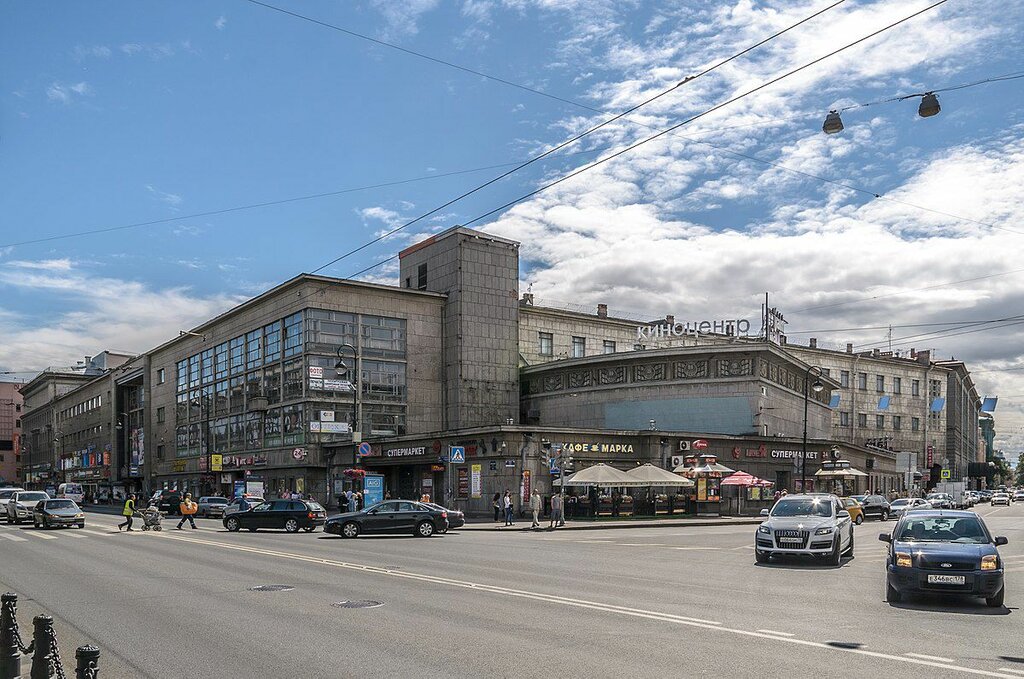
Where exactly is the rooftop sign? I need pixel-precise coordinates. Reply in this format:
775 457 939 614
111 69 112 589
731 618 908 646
637 319 751 341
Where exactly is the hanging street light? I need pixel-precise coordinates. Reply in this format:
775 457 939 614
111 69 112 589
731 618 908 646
918 92 940 117
822 109 844 134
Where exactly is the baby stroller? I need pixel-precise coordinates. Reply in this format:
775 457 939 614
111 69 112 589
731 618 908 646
138 506 165 531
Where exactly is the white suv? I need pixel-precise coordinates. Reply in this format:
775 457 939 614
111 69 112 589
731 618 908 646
756 493 854 566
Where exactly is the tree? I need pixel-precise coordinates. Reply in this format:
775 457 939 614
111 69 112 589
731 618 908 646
1015 457 1024 487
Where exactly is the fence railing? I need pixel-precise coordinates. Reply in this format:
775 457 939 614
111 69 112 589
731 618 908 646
0 592 100 679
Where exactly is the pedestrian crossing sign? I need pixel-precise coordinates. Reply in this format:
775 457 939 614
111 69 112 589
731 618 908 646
449 446 465 463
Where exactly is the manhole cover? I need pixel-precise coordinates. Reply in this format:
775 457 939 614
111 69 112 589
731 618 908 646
332 600 384 609
249 585 294 592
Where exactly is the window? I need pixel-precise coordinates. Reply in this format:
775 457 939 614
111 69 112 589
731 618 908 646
571 336 585 358
282 404 304 445
214 342 229 379
283 359 303 401
156 445 164 461
213 418 228 452
176 360 187 391
361 360 406 402
893 377 901 394
538 332 553 356
175 426 188 456
912 379 920 396
229 377 244 414
201 349 213 383
188 355 200 388
264 408 282 447
264 322 281 362
189 390 201 421
603 340 616 354
911 417 920 432
157 368 165 384
245 412 262 450
228 415 244 451
245 371 262 405
156 407 165 424
214 381 229 415
821 368 830 377
929 379 942 397
416 262 427 290
893 415 902 430
246 330 262 369
264 363 282 405
176 392 188 423
876 375 884 392
283 313 303 357
876 415 884 429
840 370 850 388
857 372 867 390
858 413 868 427
840 411 850 427
229 337 245 374
361 315 406 358
305 309 357 352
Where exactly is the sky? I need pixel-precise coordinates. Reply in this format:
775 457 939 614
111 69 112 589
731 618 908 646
2 0 1023 461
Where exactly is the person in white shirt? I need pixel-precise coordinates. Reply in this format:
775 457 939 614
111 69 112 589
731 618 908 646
529 489 542 528
502 490 515 526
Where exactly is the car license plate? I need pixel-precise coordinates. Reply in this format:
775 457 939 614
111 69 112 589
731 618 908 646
928 574 965 585
779 537 802 543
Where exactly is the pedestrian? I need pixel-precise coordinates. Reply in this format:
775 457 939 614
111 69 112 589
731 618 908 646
339 491 350 513
118 493 137 532
355 491 364 511
566 494 577 519
529 488 542 528
502 490 515 526
549 493 564 529
384 490 392 500
176 492 198 530
492 492 502 522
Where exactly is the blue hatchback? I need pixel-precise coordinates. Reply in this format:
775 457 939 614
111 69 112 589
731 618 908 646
880 510 1008 607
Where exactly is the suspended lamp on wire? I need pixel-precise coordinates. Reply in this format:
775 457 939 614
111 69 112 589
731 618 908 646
918 92 940 117
822 109 844 134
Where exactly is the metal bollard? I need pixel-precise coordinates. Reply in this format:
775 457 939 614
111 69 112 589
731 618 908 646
28 616 53 679
74 646 98 679
1 593 23 679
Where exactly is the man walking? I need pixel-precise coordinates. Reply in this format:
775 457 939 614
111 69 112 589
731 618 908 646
502 490 515 526
529 488 542 529
118 494 136 532
176 492 199 530
549 492 564 529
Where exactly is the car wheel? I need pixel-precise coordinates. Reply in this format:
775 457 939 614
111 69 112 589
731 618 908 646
77 523 85 529
341 522 360 538
33 519 40 529
986 586 1005 608
285 519 299 533
844 528 855 556
416 521 435 538
854 515 863 525
886 581 902 603
829 537 841 567
225 517 240 532
755 549 770 564
303 526 316 532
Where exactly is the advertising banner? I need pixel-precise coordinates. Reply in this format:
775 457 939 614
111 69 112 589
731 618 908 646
470 464 482 498
457 467 469 499
364 474 385 506
211 454 223 472
520 470 531 503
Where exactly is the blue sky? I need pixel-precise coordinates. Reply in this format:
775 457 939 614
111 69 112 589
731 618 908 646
2 0 1023 455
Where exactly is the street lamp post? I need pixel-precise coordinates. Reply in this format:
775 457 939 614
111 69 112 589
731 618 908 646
333 343 359 508
52 432 65 490
801 366 825 492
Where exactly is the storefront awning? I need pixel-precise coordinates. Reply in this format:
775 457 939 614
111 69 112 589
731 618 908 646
557 463 647 487
623 463 695 487
720 471 774 487
814 467 868 478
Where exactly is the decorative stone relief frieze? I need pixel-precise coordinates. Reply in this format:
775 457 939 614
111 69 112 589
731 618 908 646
568 370 592 388
598 367 625 385
542 374 565 392
674 360 709 379
717 358 753 377
634 363 667 382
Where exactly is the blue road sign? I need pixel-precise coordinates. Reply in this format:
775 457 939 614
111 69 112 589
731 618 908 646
358 442 372 457
449 446 465 463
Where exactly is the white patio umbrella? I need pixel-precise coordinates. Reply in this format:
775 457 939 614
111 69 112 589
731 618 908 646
555 463 646 487
624 463 695 487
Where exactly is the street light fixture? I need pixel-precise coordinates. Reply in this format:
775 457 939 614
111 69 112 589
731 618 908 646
822 109 844 134
918 92 940 117
801 366 825 492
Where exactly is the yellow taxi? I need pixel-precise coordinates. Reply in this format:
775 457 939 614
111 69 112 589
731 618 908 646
840 497 864 525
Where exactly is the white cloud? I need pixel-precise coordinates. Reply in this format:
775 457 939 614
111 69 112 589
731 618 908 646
371 0 440 40
7 259 74 271
72 45 112 60
46 82 91 104
215 15 227 30
145 184 183 208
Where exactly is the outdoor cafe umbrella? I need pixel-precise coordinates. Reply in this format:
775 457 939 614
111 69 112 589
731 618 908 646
814 467 868 478
672 461 736 477
720 471 774 487
624 463 695 487
555 463 646 487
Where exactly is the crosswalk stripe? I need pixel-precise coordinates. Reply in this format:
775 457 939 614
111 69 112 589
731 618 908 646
24 531 58 540
0 533 27 542
61 531 87 538
80 529 114 537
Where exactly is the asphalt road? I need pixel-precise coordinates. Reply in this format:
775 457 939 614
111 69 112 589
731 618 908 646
1 503 1022 678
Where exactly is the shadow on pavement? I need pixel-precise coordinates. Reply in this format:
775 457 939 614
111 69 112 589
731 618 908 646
754 555 853 570
887 596 1014 616
317 534 449 540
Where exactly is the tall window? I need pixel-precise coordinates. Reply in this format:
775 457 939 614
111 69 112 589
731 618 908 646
911 380 920 396
876 415 884 429
840 411 850 426
893 377 902 394
246 330 262 369
911 417 920 432
893 415 902 430
840 370 850 388
571 336 585 358
858 413 867 427
264 322 281 362
229 337 244 374
538 332 553 356
603 340 616 354
875 375 884 392
214 342 229 379
283 313 303 357
416 263 427 290
857 372 867 390
157 368 165 384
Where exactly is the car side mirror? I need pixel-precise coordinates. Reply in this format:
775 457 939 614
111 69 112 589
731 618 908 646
760 509 769 517
878 533 891 543
994 536 1008 546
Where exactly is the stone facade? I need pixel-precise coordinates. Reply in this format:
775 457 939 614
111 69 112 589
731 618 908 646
0 382 23 485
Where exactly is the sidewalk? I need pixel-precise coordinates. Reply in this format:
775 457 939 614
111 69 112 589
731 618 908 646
460 516 763 531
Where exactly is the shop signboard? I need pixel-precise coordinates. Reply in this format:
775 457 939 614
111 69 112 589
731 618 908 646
310 421 351 434
308 378 324 390
520 470 531 503
211 454 223 472
692 439 709 450
245 480 264 497
384 446 427 458
233 480 246 498
504 459 516 468
457 468 469 499
308 366 324 378
320 410 335 422
322 379 353 392
926 445 934 467
697 477 708 501
489 460 497 471
470 464 482 498
364 474 385 506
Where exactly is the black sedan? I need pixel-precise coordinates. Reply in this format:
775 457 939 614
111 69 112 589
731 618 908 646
880 510 1008 607
852 494 891 520
223 499 327 533
32 499 86 529
424 502 464 531
324 500 447 538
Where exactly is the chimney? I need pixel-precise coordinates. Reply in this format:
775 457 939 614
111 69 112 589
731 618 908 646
597 303 608 318
910 348 917 359
84 356 92 366
872 348 880 357
916 349 931 365
780 335 787 345
521 293 534 305
809 338 817 349
665 315 675 325
846 343 853 354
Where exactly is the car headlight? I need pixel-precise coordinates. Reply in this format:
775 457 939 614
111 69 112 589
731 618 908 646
981 555 998 571
75 513 85 519
758 525 770 534
814 527 834 535
895 552 912 568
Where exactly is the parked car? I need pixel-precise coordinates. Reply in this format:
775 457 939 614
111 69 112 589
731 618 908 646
222 496 264 517
150 490 183 515
5 491 51 524
926 493 954 510
839 497 865 525
991 492 1011 506
1013 490 1024 503
978 490 992 503
0 488 25 513
755 494 854 566
32 499 86 529
197 496 229 518
889 498 932 519
223 499 326 533
880 510 1007 607
851 494 891 520
324 500 448 538
423 502 465 530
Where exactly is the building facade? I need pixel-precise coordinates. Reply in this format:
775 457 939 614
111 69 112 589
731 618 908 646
0 382 23 485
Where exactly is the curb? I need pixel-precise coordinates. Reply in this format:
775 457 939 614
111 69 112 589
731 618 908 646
460 518 763 531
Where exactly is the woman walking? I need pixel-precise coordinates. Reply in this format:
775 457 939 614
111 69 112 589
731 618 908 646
492 492 501 522
502 490 515 526
118 494 136 532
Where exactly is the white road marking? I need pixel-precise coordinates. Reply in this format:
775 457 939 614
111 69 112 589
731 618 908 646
757 629 794 637
80 530 115 537
906 653 956 663
997 669 1024 677
24 532 58 540
672 547 721 551
154 532 1020 678
61 531 87 538
1002 565 1024 573
615 543 669 547
0 533 27 542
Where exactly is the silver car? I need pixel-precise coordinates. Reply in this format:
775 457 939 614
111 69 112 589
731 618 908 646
197 496 229 518
6 491 51 524
222 496 264 517
888 497 932 519
755 493 854 566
